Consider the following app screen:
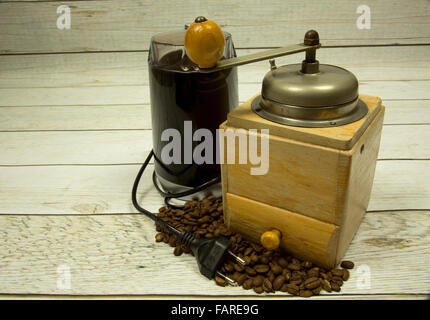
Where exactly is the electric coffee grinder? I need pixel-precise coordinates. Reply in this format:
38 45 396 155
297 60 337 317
132 22 384 270
146 26 238 205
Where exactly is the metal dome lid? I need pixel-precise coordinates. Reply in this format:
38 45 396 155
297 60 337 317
252 30 368 128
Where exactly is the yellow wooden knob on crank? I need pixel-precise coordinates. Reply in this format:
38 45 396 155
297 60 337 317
260 229 281 251
184 16 225 69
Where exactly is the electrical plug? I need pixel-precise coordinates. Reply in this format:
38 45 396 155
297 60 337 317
178 230 245 285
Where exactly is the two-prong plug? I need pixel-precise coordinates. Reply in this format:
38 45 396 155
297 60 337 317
178 230 246 285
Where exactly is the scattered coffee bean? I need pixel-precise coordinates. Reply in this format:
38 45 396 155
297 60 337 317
243 278 253 290
299 290 313 298
277 257 288 268
331 269 344 277
285 283 300 295
237 273 248 286
253 275 264 287
312 286 322 295
341 261 355 269
153 195 355 298
304 277 320 290
253 286 264 294
342 269 350 281
255 264 270 273
322 279 332 292
273 275 285 290
173 246 183 256
262 278 273 293
245 266 257 276
287 263 301 271
271 264 283 275
215 275 226 287
331 281 341 292
155 233 164 242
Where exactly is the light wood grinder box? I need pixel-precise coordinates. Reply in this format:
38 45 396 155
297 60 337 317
219 31 385 269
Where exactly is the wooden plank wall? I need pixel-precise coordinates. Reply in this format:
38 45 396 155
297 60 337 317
0 0 429 298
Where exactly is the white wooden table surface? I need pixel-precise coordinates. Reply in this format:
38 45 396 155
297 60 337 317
0 0 429 299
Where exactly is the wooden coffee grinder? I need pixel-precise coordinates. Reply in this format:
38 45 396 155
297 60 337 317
212 30 385 269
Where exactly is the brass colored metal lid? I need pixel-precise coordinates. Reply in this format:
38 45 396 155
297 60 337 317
252 30 368 128
261 63 359 107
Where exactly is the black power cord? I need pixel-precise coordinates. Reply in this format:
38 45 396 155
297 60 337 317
131 150 245 283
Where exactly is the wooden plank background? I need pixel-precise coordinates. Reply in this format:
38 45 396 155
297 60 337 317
0 0 429 299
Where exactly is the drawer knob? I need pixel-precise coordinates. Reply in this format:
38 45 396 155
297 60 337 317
260 229 281 251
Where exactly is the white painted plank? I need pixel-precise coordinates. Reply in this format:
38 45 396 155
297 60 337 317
1 0 430 54
0 105 152 131
0 161 428 215
379 125 430 159
0 130 153 165
0 100 428 132
369 161 430 211
0 211 428 295
383 100 430 125
0 125 428 166
1 81 429 107
1 46 430 89
0 86 149 106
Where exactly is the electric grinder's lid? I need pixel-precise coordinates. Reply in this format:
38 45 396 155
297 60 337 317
252 31 368 128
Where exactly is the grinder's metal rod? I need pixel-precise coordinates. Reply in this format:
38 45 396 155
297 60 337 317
198 29 321 73
198 43 321 73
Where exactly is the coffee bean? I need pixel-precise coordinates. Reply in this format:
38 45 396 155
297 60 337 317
224 262 234 273
262 278 273 292
243 278 253 290
277 257 288 268
312 286 322 295
260 256 269 264
279 284 288 292
302 261 313 269
341 261 355 269
299 290 313 298
287 263 301 271
342 269 350 281
291 272 302 281
285 284 299 295
271 264 283 275
290 279 302 286
162 234 169 244
251 253 259 264
332 276 344 286
253 286 264 294
244 247 253 256
273 275 285 290
230 271 241 282
253 275 264 287
215 275 226 287
233 263 245 273
173 246 183 256
308 267 319 278
245 266 257 276
331 269 344 277
237 273 248 286
155 233 164 242
267 271 275 283
304 277 320 290
255 264 270 273
322 279 332 292
331 281 341 292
